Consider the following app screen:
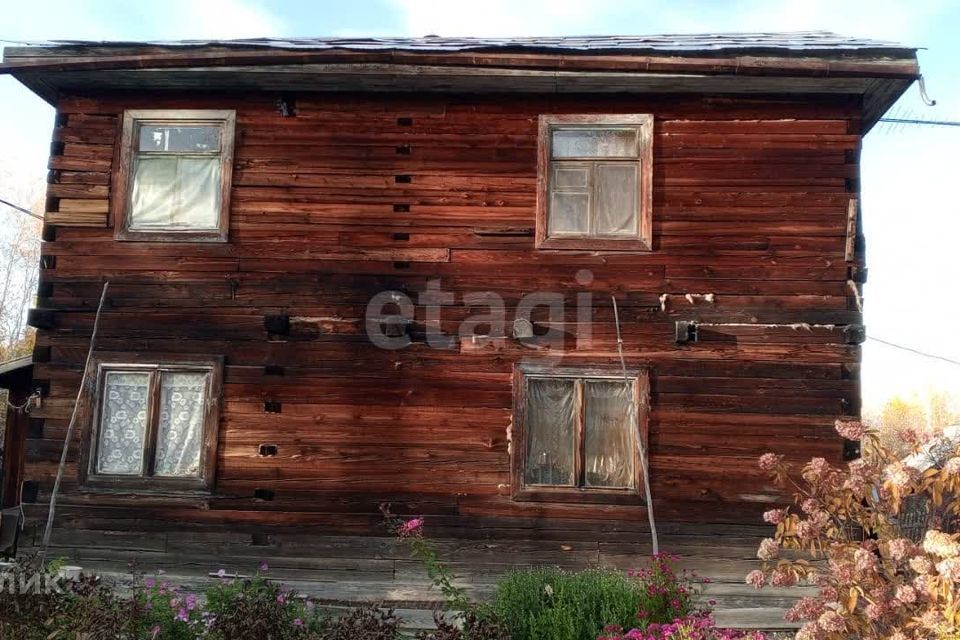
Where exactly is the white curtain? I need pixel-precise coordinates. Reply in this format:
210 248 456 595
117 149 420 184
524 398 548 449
130 156 220 229
594 164 638 236
96 372 150 475
154 372 207 477
525 378 576 486
584 380 635 487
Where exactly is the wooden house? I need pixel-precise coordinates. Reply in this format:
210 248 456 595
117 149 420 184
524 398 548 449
0 33 919 626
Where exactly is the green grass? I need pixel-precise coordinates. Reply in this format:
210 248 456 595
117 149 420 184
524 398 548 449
488 567 645 640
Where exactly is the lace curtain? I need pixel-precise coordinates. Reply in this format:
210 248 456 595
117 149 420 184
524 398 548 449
584 380 634 488
95 369 207 478
155 372 207 477
525 378 576 486
96 372 150 475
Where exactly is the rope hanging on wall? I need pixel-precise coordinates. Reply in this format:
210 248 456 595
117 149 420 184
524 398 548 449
611 295 659 555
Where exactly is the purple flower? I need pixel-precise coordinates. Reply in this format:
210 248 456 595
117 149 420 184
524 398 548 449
293 618 304 628
259 560 269 572
186 593 198 611
175 607 189 623
216 569 226 578
144 577 155 588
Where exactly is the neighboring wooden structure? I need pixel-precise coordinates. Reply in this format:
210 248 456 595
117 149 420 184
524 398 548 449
0 33 918 626
0 357 33 509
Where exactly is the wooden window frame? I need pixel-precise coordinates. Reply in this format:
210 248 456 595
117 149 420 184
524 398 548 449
79 353 223 494
113 109 236 243
536 114 653 251
511 364 650 505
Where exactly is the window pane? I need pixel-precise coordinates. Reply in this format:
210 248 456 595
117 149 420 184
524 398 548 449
548 191 589 235
525 378 576 486
553 164 590 189
139 125 220 153
552 128 636 158
130 156 221 230
594 164 638 236
155 371 208 477
96 371 150 475
584 380 635 488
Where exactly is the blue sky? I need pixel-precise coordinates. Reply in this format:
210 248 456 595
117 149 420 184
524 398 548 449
1 0 959 411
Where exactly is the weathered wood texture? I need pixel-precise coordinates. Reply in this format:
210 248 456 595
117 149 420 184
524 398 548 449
27 92 862 556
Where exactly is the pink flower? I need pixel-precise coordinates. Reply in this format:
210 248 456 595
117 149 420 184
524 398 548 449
884 462 917 488
800 498 819 515
834 418 865 440
898 428 919 445
920 609 942 628
854 547 878 573
293 618 304 628
887 538 913 563
864 602 884 621
259 560 269 572
894 585 917 605
944 456 960 475
785 597 824 622
144 577 155 588
770 567 796 587
936 557 960 582
216 569 227 578
745 570 766 589
175 607 189 623
817 610 845 633
803 458 831 483
399 517 424 536
796 517 824 540
910 555 934 574
758 453 782 471
277 593 287 604
923 530 960 558
795 621 821 640
762 509 785 525
185 594 198 611
757 538 779 561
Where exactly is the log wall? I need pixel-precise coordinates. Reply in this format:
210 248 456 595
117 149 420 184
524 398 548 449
25 91 863 548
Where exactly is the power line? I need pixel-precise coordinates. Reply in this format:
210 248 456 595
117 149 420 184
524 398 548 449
0 197 43 221
878 117 960 128
867 336 960 367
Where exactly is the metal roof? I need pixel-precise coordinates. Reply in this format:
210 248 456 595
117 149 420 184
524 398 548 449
0 356 31 378
6 31 915 55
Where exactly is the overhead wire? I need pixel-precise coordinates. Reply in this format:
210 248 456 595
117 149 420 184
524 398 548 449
0 196 43 220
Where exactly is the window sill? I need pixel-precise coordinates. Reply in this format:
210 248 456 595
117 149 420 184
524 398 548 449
115 229 228 243
535 237 652 252
512 487 644 505
81 476 213 495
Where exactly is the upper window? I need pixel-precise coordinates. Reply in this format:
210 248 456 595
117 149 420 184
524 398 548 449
115 110 236 242
83 355 223 492
536 115 653 251
512 365 649 503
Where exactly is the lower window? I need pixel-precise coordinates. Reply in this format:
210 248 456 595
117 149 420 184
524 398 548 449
83 354 222 492
512 366 649 503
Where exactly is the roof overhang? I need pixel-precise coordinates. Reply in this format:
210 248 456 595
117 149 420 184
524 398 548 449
0 34 921 132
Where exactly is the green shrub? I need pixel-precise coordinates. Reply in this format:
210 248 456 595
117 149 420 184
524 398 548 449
489 567 645 640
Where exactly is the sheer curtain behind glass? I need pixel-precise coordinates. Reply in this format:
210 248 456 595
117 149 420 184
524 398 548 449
155 371 207 477
584 380 635 488
129 125 221 230
525 378 576 486
96 371 150 475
